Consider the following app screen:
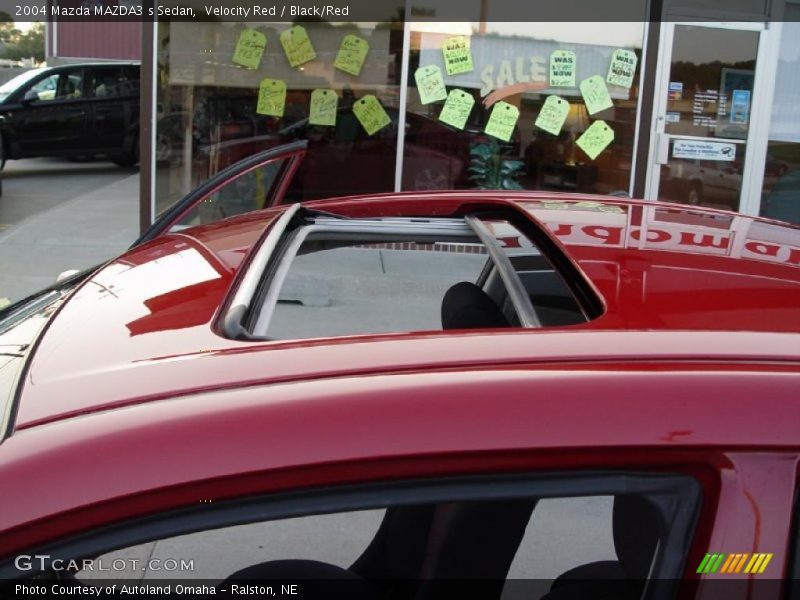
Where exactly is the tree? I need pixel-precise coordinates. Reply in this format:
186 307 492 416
0 12 21 46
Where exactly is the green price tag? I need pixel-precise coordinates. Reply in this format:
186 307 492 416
549 50 576 87
279 25 316 68
576 120 615 160
309 89 338 127
333 34 369 77
607 49 638 88
442 36 473 76
535 95 570 136
232 29 266 70
415 65 447 105
439 88 475 130
256 78 286 117
485 101 519 142
580 75 613 115
353 95 391 136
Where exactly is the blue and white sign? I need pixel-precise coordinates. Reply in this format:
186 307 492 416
673 140 736 162
730 90 751 124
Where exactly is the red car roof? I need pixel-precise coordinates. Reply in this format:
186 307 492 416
12 193 800 429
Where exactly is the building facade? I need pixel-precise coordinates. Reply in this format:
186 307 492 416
139 0 800 228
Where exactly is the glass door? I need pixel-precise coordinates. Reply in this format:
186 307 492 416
646 22 765 213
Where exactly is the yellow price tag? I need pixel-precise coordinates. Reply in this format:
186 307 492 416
256 78 286 117
442 36 473 76
333 34 369 77
580 75 613 115
576 120 615 160
415 65 447 105
535 96 570 136
439 89 475 130
485 101 519 142
232 29 266 70
353 95 391 136
549 50 576 87
310 89 338 127
279 25 316 68
607 49 638 88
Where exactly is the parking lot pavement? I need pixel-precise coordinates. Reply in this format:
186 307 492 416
0 158 139 304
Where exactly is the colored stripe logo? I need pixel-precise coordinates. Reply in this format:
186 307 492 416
697 553 773 574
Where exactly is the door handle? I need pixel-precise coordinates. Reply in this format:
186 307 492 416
655 133 669 165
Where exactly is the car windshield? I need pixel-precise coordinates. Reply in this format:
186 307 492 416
0 68 46 102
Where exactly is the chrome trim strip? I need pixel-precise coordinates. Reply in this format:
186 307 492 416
221 203 302 338
465 215 541 328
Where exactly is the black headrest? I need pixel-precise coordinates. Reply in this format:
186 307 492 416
612 495 663 579
441 282 509 330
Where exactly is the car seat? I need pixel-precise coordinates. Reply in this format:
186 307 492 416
441 281 509 330
539 495 663 600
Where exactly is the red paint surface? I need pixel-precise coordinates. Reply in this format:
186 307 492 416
1 193 798 576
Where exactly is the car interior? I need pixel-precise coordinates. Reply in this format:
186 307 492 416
219 494 662 600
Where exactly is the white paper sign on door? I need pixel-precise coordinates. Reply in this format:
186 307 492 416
672 140 736 162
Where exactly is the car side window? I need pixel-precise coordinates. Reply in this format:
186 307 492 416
13 474 699 598
170 159 286 230
119 66 140 96
26 70 83 102
24 74 58 102
88 67 123 98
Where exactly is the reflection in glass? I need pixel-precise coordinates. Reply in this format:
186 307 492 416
404 25 644 195
155 20 402 216
658 25 758 211
760 20 800 225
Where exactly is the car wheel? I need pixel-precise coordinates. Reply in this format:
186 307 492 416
155 133 172 163
112 137 140 167
687 183 702 206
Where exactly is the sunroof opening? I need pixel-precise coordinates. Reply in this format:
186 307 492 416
223 211 594 342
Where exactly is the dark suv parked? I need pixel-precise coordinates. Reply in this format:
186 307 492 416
0 62 140 167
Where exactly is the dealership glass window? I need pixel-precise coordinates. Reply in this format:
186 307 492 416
155 19 402 216
403 23 645 195
657 25 759 212
154 19 647 220
760 18 800 225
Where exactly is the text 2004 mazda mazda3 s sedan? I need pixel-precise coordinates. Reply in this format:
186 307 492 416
0 144 799 600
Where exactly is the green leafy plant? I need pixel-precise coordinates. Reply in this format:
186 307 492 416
468 140 525 190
